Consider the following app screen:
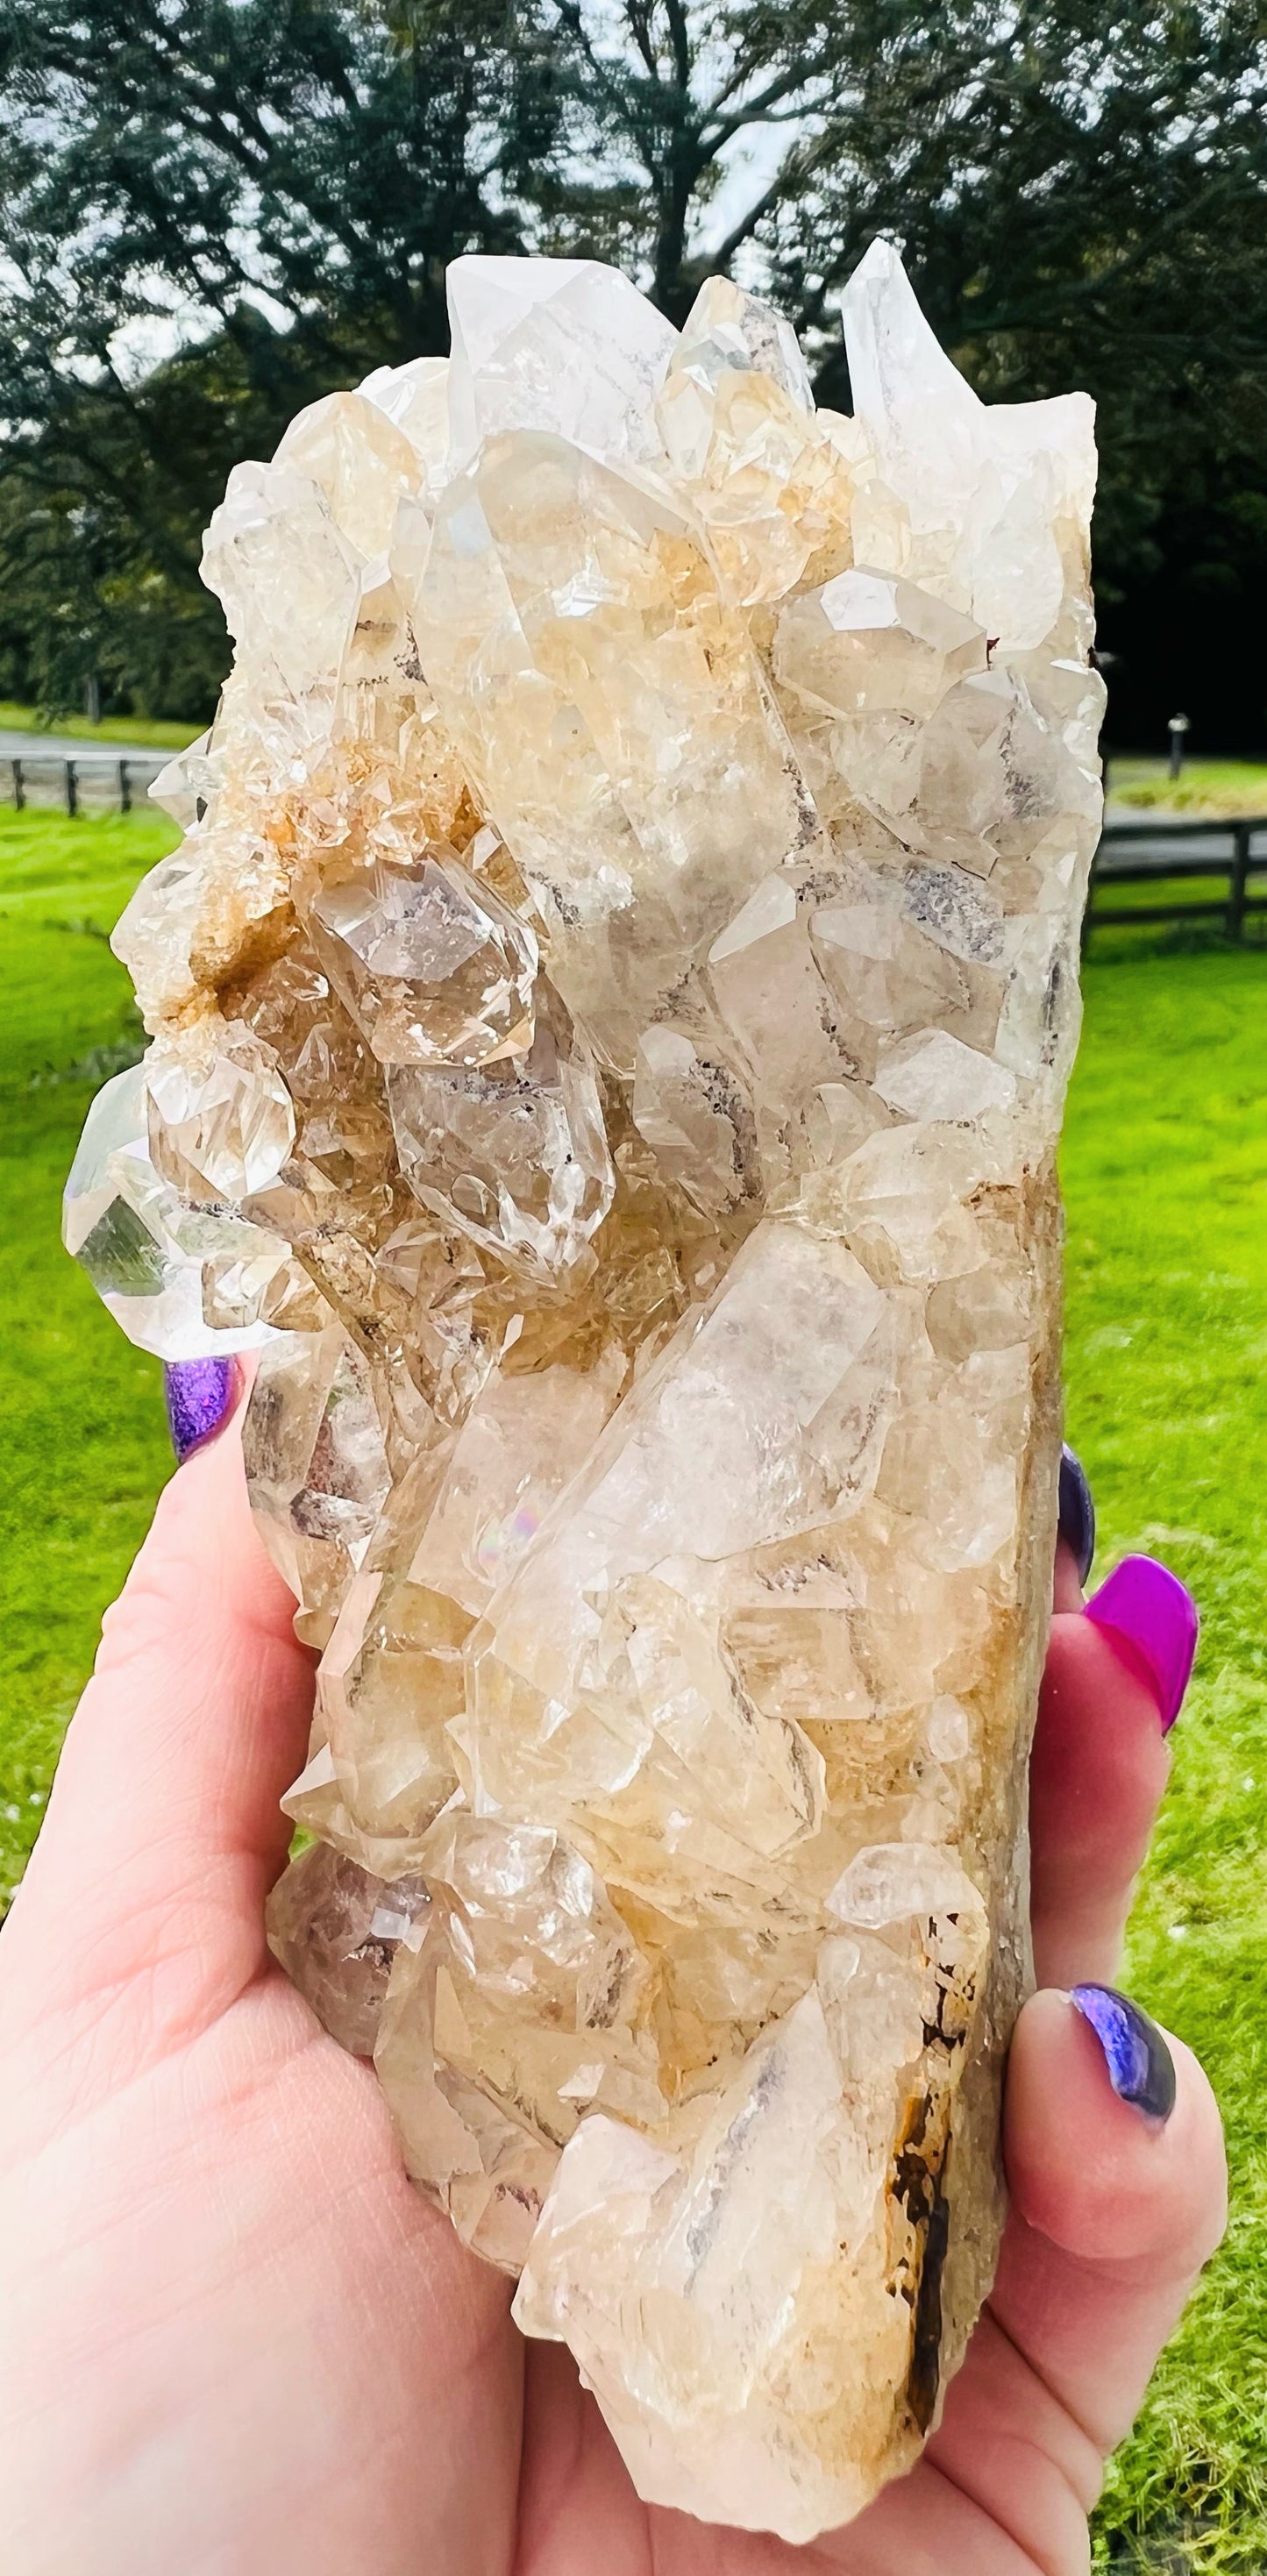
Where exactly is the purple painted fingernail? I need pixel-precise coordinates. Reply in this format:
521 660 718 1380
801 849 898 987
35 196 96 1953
1071 1983 1177 2123
1085 1554 1199 1733
1057 1442 1096 1584
163 1357 238 1464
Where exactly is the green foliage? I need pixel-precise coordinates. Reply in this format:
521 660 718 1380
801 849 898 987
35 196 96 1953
0 2 1263 731
0 0 537 717
3 810 1267 2561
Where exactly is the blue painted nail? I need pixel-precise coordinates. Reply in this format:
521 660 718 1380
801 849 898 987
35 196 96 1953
1085 1555 1199 1734
1057 1442 1096 1584
163 1357 238 1463
1071 1983 1177 2122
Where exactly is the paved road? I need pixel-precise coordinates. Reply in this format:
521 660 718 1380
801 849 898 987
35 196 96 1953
0 729 177 767
1099 812 1267 875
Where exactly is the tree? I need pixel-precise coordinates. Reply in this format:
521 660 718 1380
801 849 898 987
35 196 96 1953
0 0 549 714
522 0 1267 748
0 0 1264 738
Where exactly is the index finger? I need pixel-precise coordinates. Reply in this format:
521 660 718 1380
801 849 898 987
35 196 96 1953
2 1388 315 2043
1033 1450 1198 1987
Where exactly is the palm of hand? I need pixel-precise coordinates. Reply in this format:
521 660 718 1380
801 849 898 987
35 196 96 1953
0 1430 1223 2576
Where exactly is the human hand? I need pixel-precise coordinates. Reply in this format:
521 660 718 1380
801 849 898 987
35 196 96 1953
0 1381 1226 2575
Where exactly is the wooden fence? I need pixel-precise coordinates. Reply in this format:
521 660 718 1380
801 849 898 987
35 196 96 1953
2 751 167 815
1085 815 1267 944
4 756 1265 951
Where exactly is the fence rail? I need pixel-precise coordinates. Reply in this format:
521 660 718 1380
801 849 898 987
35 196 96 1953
2 751 167 816
1085 814 1267 944
5 758 1266 950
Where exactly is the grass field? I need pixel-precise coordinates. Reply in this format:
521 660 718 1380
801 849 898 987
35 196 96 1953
0 811 174 1895
1087 879 1267 957
0 701 205 751
2 808 1266 2563
1108 758 1267 818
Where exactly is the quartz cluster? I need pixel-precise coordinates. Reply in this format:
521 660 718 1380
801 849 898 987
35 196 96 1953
65 244 1103 2541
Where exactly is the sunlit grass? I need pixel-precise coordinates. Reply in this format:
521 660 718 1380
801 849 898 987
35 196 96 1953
1086 873 1267 958
0 808 176 1903
1109 758 1267 819
0 700 203 751
1064 948 1267 2565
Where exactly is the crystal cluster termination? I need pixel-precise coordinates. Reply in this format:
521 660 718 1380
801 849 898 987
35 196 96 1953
64 246 1103 2541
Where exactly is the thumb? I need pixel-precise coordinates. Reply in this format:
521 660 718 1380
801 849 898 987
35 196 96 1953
905 1986 1226 2570
995 1985 1227 2451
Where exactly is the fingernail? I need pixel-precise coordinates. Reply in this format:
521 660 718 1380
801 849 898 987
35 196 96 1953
1070 1983 1177 2122
1085 1554 1199 1733
1057 1442 1096 1584
163 1357 238 1464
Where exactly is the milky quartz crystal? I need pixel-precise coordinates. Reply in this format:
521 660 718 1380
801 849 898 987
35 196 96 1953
65 246 1104 2540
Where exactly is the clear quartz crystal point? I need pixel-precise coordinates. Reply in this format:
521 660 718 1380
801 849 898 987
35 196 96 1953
655 274 859 606
387 979 615 1277
445 254 677 472
243 1327 395 1647
310 848 538 1068
356 352 451 482
267 1839 430 2057
61 1058 289 1359
415 430 820 1072
68 238 1105 2544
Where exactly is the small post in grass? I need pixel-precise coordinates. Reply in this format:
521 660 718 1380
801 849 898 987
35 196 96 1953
65 758 77 817
1228 822 1252 941
11 757 23 812
1168 712 1190 779
117 758 131 814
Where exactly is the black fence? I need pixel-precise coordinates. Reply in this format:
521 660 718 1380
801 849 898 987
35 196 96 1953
1085 815 1267 945
5 754 1265 953
2 751 168 815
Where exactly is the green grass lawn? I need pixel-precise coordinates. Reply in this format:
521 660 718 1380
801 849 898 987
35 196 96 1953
2 809 1265 2563
0 810 175 1893
1087 875 1267 959
0 701 205 751
1069 948 1267 2565
1108 758 1267 818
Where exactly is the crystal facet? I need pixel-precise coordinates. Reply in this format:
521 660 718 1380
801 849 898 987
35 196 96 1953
310 848 539 1069
266 1839 430 2057
67 243 1104 2544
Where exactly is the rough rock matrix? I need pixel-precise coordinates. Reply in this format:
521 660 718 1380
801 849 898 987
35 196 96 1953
65 245 1103 2541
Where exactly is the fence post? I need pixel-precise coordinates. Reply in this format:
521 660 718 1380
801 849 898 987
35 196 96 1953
11 756 23 812
1228 823 1251 940
65 758 78 817
1081 858 1095 953
117 757 131 814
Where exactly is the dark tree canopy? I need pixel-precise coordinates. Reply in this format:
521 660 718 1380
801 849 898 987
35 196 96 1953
0 0 1264 742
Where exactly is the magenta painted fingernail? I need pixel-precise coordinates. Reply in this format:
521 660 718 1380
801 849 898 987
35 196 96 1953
1085 1554 1199 1733
163 1357 238 1463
